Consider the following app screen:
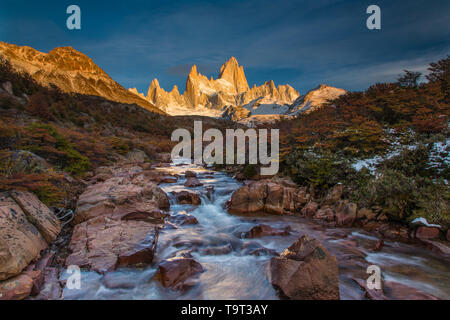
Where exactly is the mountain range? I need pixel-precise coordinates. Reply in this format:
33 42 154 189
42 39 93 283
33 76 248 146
0 42 347 121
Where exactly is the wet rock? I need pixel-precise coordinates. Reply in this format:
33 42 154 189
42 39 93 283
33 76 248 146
335 201 357 226
314 206 335 222
420 240 450 256
32 267 61 300
74 173 170 224
242 224 291 239
206 186 214 200
353 278 387 300
301 201 318 217
321 184 343 206
0 273 34 300
249 247 279 257
169 211 199 226
415 226 440 240
172 191 201 205
201 244 233 255
157 257 204 290
66 217 160 273
269 235 340 300
184 170 197 178
0 193 53 280
384 281 439 300
228 180 306 215
184 177 204 188
373 239 384 252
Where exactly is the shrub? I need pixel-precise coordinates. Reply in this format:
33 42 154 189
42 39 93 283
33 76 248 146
243 164 258 179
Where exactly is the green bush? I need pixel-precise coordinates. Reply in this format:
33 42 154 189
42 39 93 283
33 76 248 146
283 150 359 190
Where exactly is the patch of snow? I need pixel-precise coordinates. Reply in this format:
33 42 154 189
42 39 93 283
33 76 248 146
410 217 441 229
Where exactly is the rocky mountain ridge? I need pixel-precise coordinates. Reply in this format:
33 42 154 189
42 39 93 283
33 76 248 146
130 57 300 116
0 42 163 114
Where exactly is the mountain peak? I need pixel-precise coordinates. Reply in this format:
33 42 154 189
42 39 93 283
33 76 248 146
218 56 249 93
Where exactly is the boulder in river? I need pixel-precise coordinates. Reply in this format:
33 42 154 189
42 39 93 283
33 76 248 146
269 235 340 300
228 180 307 215
184 177 203 188
157 257 204 290
242 224 291 238
172 190 201 205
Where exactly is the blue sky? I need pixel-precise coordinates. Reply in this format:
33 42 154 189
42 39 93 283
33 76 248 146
1 0 449 95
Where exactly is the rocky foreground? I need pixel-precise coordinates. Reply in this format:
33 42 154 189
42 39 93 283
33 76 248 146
0 162 449 300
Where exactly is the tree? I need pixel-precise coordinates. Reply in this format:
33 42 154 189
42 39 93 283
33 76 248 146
426 55 450 102
397 70 421 88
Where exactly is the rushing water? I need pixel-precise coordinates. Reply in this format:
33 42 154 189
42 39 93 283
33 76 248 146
61 160 450 300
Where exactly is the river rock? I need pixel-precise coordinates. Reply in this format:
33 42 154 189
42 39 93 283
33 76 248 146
415 226 440 240
0 192 58 281
0 273 34 300
66 216 160 272
242 224 291 238
335 201 357 226
74 173 169 224
157 257 204 289
172 191 201 205
184 177 203 188
314 206 335 222
301 201 318 217
169 211 199 226
184 170 197 178
228 180 305 215
269 235 340 300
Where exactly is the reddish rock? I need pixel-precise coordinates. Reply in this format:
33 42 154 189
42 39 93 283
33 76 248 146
335 202 357 226
228 180 307 215
373 239 384 252
249 247 279 257
314 206 335 222
74 173 170 224
415 226 440 240
0 273 34 300
353 278 387 300
269 235 340 300
66 217 160 273
242 224 291 238
24 270 43 296
172 191 201 205
32 267 61 300
384 281 439 300
206 186 214 200
169 211 199 226
184 177 203 188
0 193 48 281
157 257 204 289
201 244 233 255
184 170 197 178
301 201 318 217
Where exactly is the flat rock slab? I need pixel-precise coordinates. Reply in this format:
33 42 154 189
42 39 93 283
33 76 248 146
66 216 159 273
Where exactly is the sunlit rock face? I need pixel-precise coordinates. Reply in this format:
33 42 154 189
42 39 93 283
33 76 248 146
0 42 162 114
131 57 300 117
